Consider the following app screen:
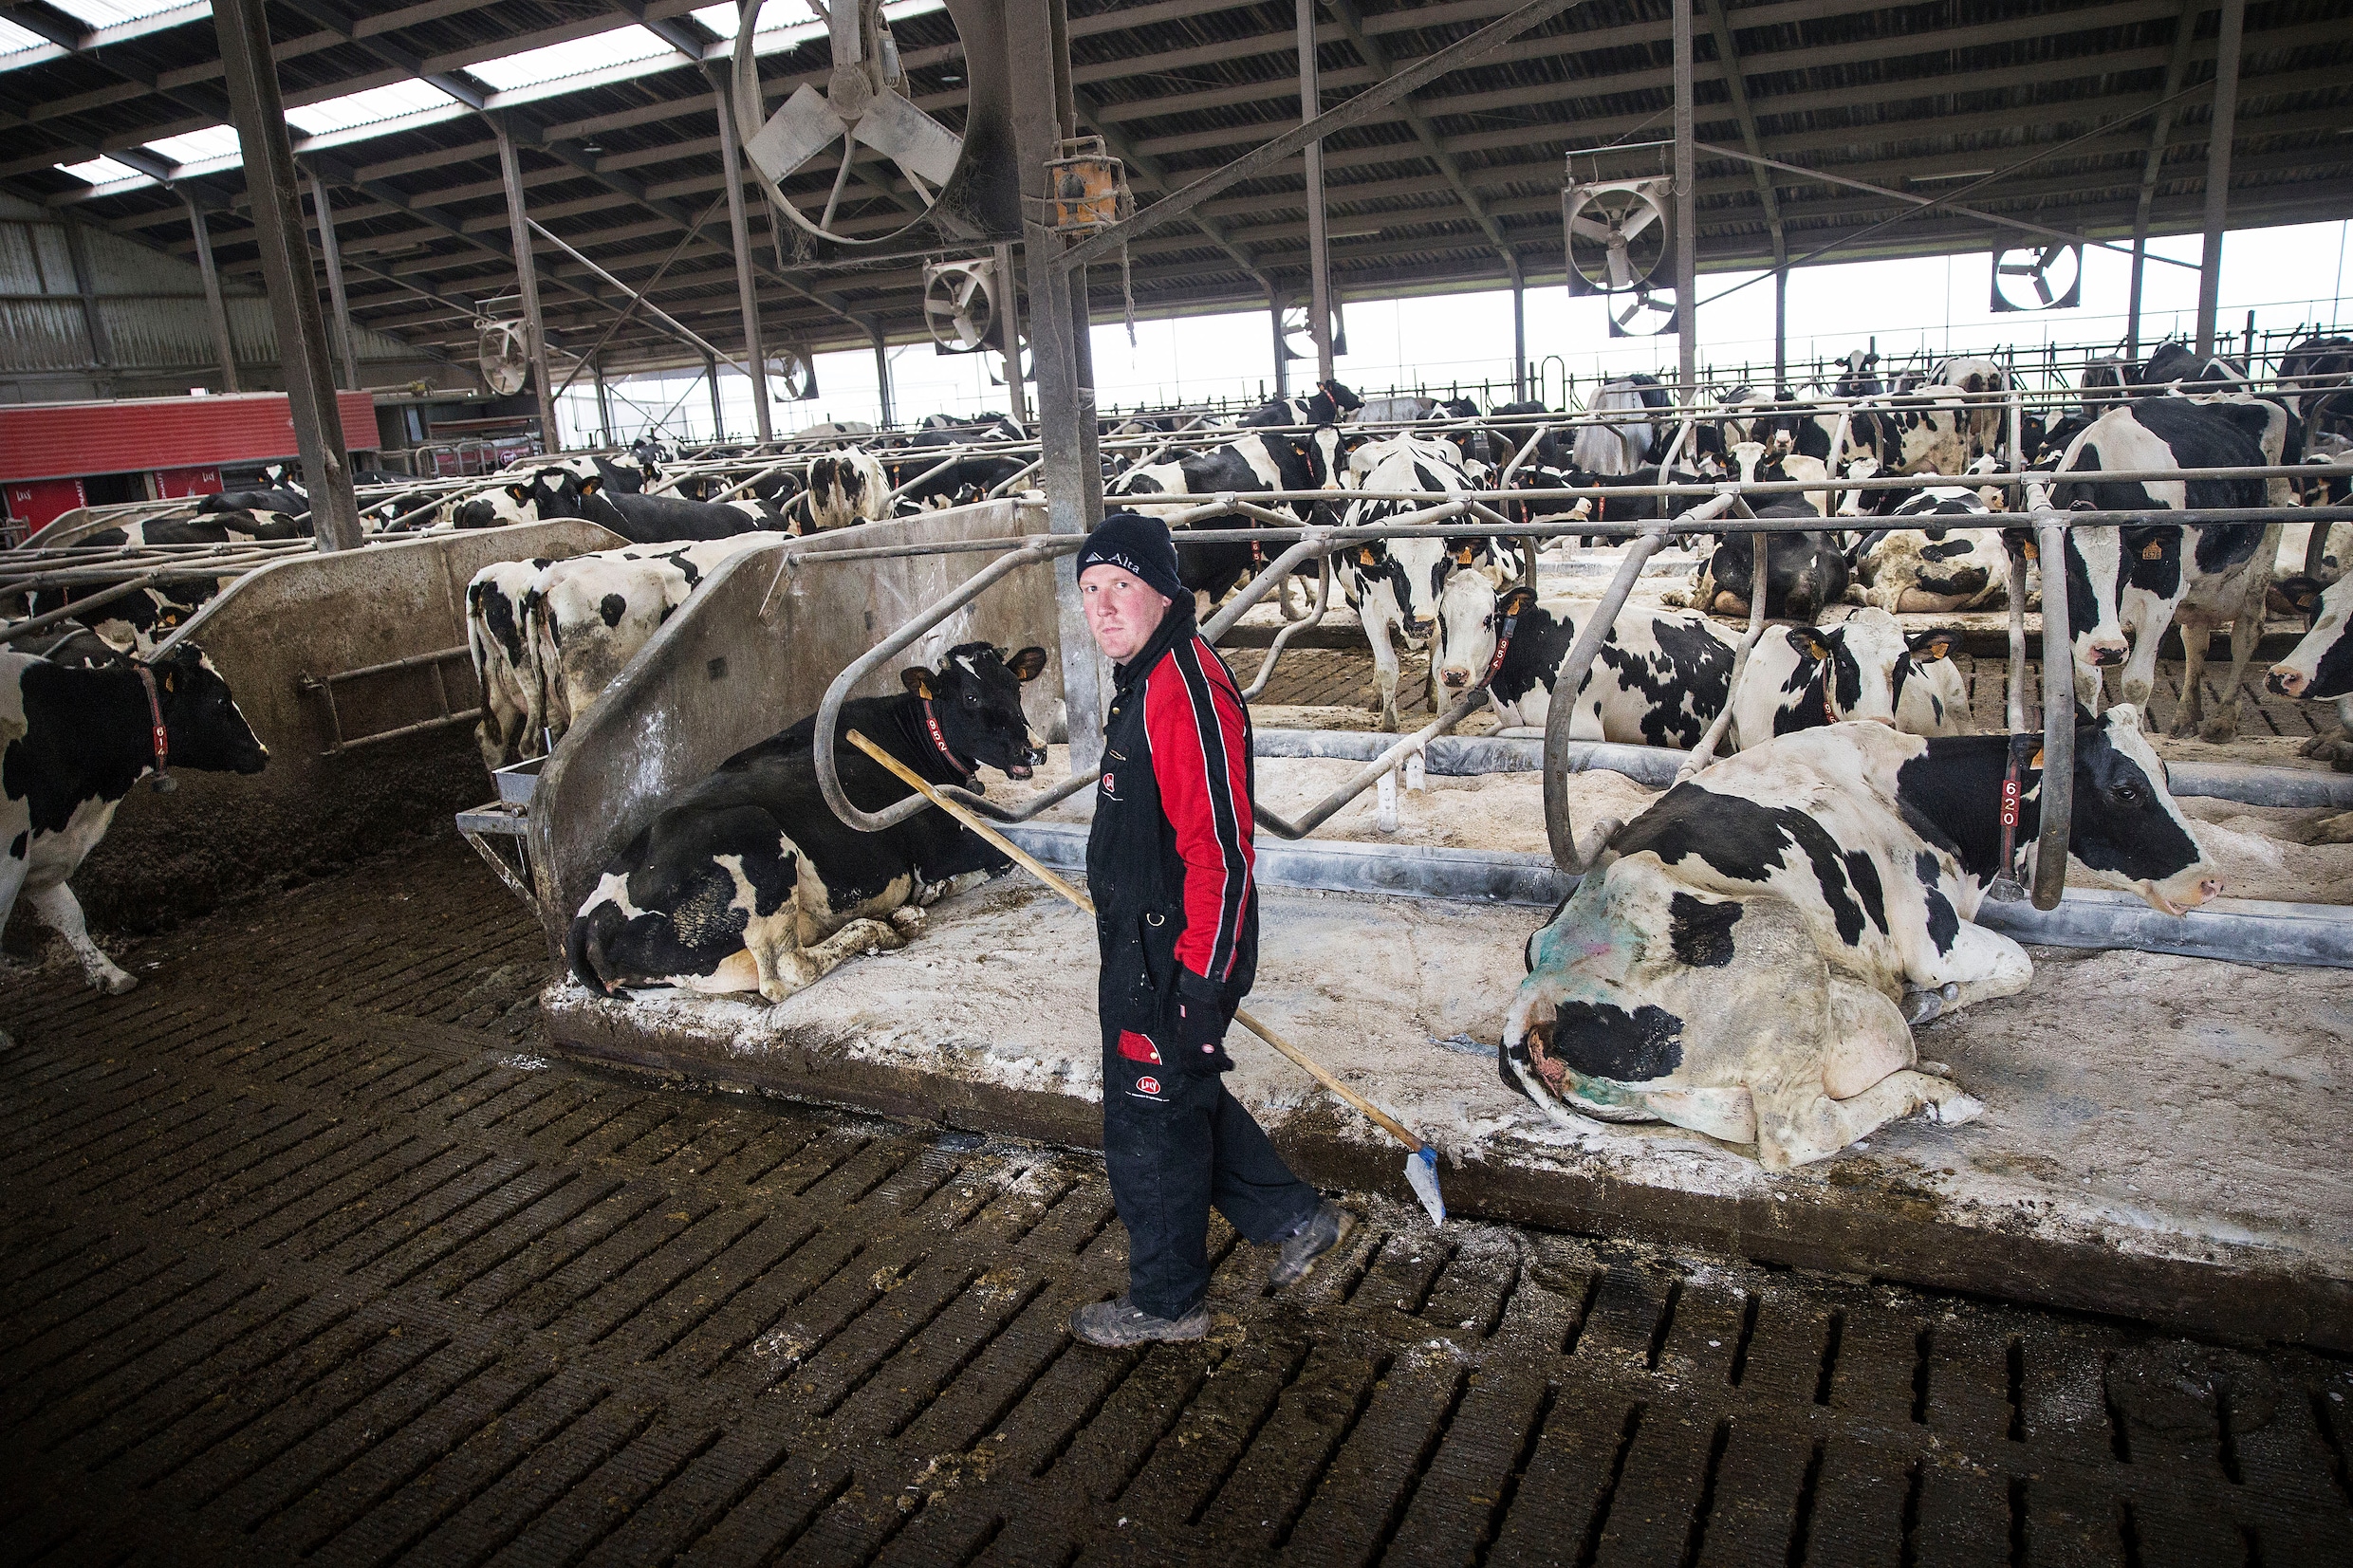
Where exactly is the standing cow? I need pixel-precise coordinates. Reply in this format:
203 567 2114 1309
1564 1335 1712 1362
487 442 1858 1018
568 643 1047 1002
1502 709 2221 1168
3 644 268 993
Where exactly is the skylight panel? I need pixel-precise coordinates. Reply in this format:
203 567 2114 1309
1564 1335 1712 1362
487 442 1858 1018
689 0 943 56
59 154 144 186
143 123 242 166
0 15 49 54
46 0 186 25
468 28 672 92
287 79 457 135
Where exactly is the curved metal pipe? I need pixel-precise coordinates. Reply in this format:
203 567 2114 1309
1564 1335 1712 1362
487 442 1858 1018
812 540 1058 834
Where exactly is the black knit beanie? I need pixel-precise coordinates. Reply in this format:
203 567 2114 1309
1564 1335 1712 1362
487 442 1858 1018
1074 509 1187 601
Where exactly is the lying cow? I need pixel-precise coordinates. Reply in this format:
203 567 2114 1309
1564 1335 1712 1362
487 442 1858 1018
3 643 268 993
1501 708 2221 1168
1434 581 1734 747
1850 490 2014 613
584 488 782 544
567 643 1047 1002
1726 608 1969 746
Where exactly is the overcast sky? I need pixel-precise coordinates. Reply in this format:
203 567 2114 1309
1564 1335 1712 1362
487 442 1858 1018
565 217 2352 447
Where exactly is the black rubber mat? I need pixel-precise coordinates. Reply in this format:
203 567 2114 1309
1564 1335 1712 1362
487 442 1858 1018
3 841 2347 1566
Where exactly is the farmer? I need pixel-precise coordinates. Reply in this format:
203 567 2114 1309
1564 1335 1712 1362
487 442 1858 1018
1069 511 1351 1348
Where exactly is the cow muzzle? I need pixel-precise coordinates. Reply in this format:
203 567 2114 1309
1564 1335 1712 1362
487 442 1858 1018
1404 618 1435 641
2086 638 2128 668
2269 666 2309 697
2140 874 2225 916
1439 666 1472 691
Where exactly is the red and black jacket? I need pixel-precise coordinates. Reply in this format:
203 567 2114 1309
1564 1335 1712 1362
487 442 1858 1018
1085 603 1258 1040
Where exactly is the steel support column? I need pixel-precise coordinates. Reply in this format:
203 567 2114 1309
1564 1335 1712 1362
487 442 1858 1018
1298 0 1334 382
868 321 894 428
1010 0 1106 770
1774 267 1787 384
711 67 771 443
213 0 361 550
593 358 613 446
59 212 112 391
1672 0 1697 398
1511 268 1527 399
995 240 1029 425
2128 0 2204 363
1270 284 1289 397
182 195 240 395
490 116 558 450
2195 0 2243 360
705 350 724 440
306 171 359 390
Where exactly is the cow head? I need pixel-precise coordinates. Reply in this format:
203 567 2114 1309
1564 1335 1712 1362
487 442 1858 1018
2061 705 2223 915
2268 573 2353 699
1785 609 1910 727
1435 576 1533 694
1889 626 1966 733
2006 525 2129 670
901 642 1048 779
149 644 268 775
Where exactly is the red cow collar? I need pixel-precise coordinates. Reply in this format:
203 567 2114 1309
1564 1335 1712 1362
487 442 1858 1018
919 697 978 784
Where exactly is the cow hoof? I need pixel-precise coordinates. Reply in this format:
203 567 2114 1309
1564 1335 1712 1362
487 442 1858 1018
1900 988 1945 1025
2197 718 2241 745
2297 733 2353 763
1925 1090 1985 1126
99 969 139 996
889 905 925 932
1918 1060 1954 1078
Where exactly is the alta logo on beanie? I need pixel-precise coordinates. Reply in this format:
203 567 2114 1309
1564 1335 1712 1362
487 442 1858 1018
1075 510 1187 601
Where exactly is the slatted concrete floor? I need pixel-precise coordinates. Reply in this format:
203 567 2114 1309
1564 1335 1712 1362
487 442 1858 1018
1251 647 2328 737
4 840 2350 1566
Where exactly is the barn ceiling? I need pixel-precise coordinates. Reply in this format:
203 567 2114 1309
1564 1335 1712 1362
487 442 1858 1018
4 0 2349 382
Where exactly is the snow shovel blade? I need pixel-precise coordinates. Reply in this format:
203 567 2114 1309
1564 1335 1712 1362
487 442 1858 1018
1405 1144 1446 1227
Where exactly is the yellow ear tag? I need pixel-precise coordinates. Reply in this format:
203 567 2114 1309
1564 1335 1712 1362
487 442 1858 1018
1454 547 1473 565
2022 540 2039 561
2140 540 2164 561
1359 547 1378 565
2029 747 2045 769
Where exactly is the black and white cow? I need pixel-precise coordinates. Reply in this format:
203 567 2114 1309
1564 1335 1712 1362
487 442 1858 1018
466 558 556 769
1695 524 1850 622
583 488 783 544
1929 356 2010 459
1850 489 2014 613
566 643 1047 1002
2040 397 2275 740
1338 434 1512 729
529 533 786 745
1244 379 1362 428
28 573 236 654
887 452 1028 510
1570 377 1671 475
1108 427 1349 613
2135 343 2249 393
2267 573 2353 802
2281 334 2353 434
1832 348 1882 398
3 643 268 993
804 449 890 530
1431 581 1735 747
1724 608 1970 747
449 468 595 530
1501 708 2221 1168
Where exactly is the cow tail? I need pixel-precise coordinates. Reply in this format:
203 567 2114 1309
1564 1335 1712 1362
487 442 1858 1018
566 913 616 996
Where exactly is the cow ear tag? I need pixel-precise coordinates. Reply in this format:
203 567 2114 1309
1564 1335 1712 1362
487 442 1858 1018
508 484 530 502
581 476 601 493
2140 540 2164 561
901 668 934 697
1454 546 1474 565
2021 539 2039 561
1359 546 1378 565
2029 747 2045 769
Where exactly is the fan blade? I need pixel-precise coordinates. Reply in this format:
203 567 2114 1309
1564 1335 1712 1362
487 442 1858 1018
1605 238 1634 291
746 83 846 184
824 0 862 67
852 89 964 188
1618 201 1661 242
2034 276 2053 305
1566 212 1615 245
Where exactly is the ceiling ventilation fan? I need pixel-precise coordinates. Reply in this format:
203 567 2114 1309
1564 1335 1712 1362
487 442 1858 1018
1991 243 2082 312
733 0 967 248
1564 175 1679 337
476 320 530 396
1280 302 1348 360
768 344 819 399
924 257 1000 352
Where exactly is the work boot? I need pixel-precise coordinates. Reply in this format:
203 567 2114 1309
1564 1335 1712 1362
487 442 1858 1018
1269 1201 1354 1289
1069 1295 1210 1348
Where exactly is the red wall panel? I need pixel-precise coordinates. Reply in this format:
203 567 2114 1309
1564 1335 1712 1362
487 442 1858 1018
0 392 379 483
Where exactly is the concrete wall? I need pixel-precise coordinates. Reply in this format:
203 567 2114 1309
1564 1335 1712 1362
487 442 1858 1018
527 499 1060 948
65 520 623 933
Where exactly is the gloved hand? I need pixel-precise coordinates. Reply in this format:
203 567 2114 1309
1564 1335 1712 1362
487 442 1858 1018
1174 969 1235 1076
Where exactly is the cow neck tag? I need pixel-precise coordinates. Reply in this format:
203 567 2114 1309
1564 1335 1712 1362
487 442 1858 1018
1482 608 1521 686
917 698 977 786
133 663 175 793
1987 732 2032 901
